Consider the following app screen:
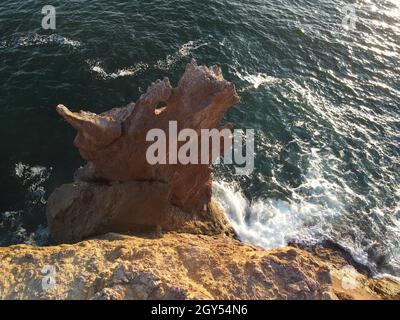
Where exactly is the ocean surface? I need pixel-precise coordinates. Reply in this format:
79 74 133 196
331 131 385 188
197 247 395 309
0 0 399 276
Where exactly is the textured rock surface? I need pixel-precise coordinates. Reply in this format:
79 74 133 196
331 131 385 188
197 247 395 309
55 61 239 213
0 233 398 300
299 243 400 300
46 181 235 244
47 61 239 243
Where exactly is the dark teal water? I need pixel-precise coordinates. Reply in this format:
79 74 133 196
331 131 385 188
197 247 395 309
0 0 399 276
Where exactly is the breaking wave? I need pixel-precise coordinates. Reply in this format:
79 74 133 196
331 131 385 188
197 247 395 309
214 161 400 277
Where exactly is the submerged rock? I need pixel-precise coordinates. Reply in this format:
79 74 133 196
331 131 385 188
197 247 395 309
47 61 239 243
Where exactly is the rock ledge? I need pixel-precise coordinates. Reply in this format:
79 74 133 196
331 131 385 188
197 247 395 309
1 233 399 300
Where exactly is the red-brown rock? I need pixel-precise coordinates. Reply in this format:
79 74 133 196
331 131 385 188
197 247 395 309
47 61 239 243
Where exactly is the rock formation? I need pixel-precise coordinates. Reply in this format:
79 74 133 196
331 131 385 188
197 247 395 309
47 61 239 243
2 61 399 301
1 233 399 300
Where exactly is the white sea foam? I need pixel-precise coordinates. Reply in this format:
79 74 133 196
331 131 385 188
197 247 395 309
234 70 280 89
0 40 7 49
0 163 53 245
89 40 207 79
213 180 306 248
156 40 208 70
14 162 51 205
0 209 49 245
212 177 381 271
212 142 400 275
1 34 81 49
88 60 148 79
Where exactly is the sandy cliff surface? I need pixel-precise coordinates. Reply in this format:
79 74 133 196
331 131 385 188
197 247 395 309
1 232 399 300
